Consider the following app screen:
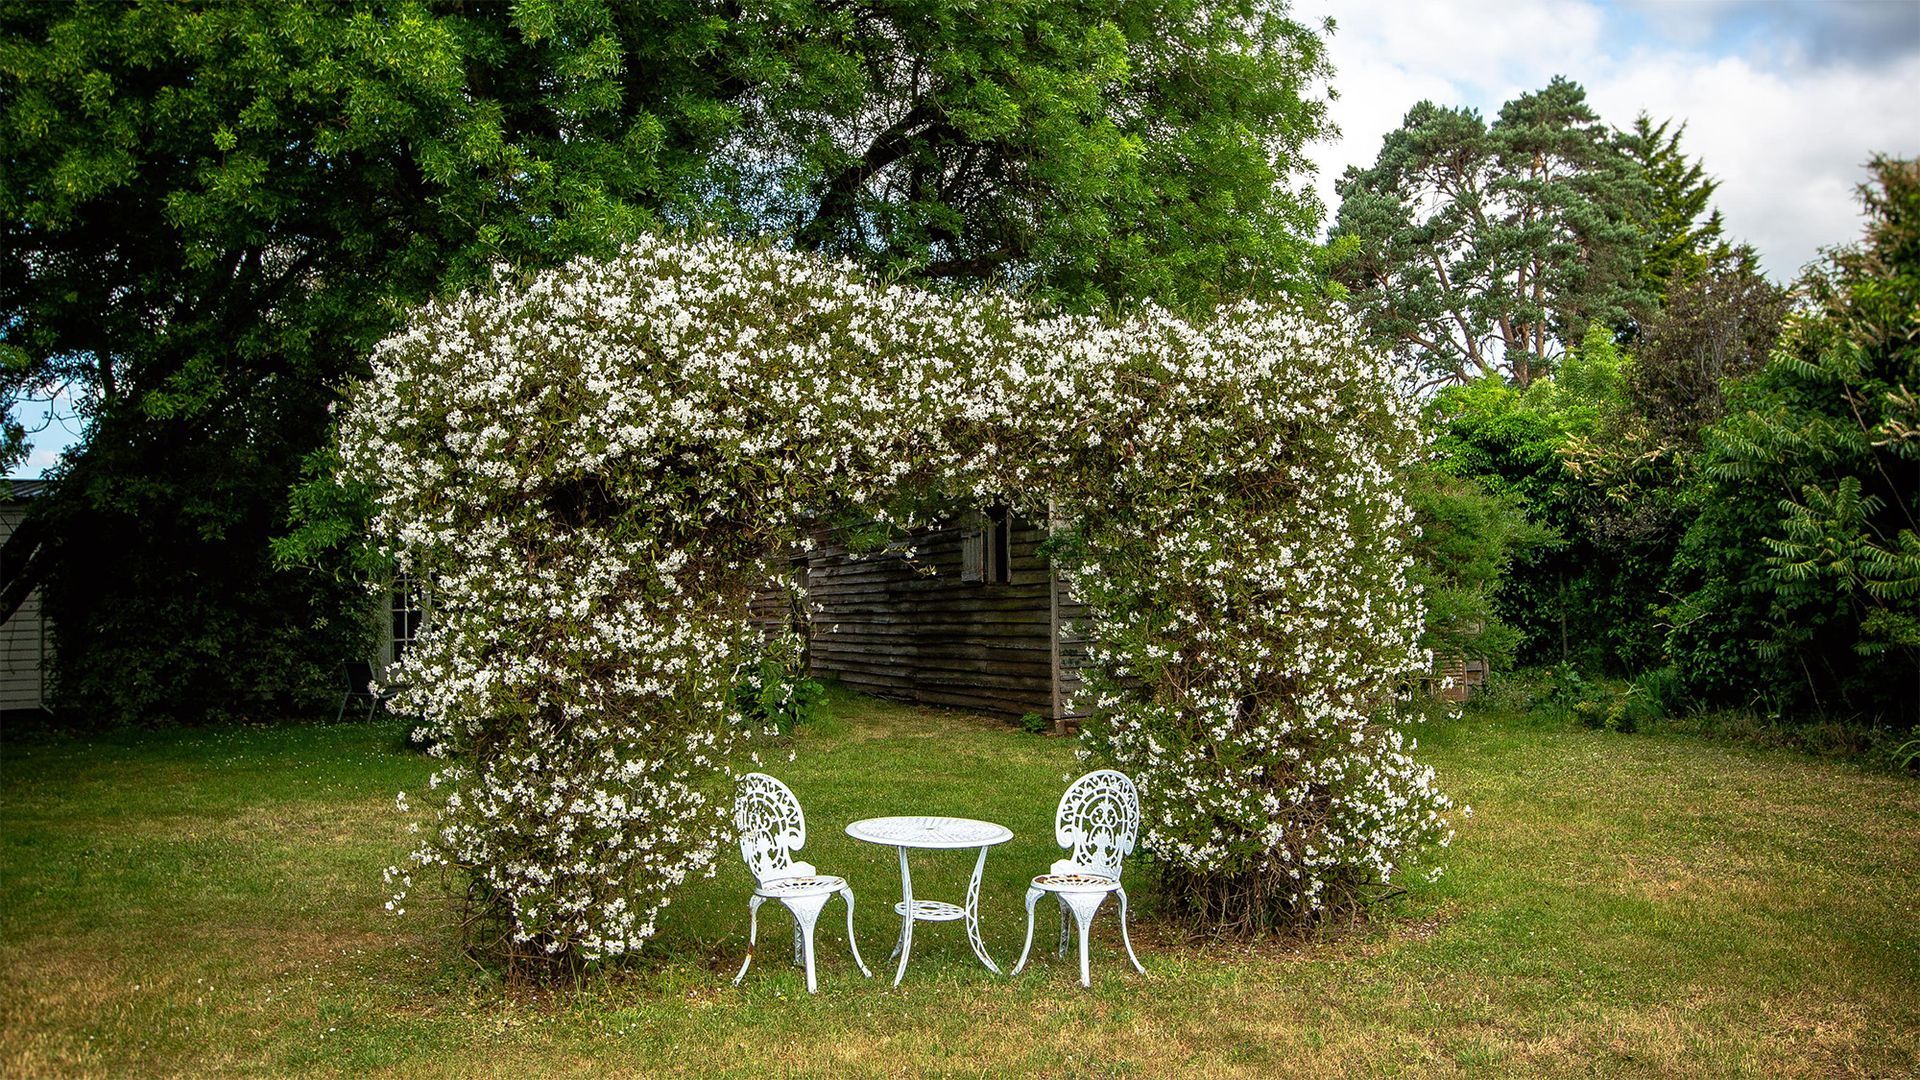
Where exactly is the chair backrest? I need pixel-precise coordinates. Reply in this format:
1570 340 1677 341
734 773 807 883
1053 770 1140 880
344 661 376 694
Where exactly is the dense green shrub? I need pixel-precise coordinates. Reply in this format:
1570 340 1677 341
1426 334 1675 674
1542 662 1597 714
1667 157 1920 725
1501 663 1663 734
731 632 827 735
1404 466 1543 674
31 468 376 725
1426 377 1580 664
1629 666 1684 717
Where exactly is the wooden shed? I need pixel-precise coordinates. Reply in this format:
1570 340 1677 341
0 479 51 714
755 508 1089 729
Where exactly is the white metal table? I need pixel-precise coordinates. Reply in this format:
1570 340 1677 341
845 815 1014 985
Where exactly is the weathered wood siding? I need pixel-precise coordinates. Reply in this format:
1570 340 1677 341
0 498 48 711
1434 655 1488 702
763 517 1088 721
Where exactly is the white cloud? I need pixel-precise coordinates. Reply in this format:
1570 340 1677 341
1585 48 1920 278
1295 0 1920 280
22 440 64 476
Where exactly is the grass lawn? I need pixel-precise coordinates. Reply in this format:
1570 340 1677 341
3 690 1917 1078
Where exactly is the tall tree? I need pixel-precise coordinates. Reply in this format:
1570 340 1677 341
1 1 1334 724
1330 77 1650 387
1619 114 1725 299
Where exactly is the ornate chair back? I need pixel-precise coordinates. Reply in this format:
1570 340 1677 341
734 773 809 884
1053 770 1141 880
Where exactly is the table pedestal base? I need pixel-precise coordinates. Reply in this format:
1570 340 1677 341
887 844 1002 985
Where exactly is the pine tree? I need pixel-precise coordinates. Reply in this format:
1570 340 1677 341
1620 114 1726 299
1331 77 1651 387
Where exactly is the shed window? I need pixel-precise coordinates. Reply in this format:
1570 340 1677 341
960 505 1013 585
389 572 426 666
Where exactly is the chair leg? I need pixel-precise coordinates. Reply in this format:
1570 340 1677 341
1116 886 1145 975
785 893 830 995
1076 903 1093 988
1012 886 1043 975
733 895 766 985
1062 892 1105 989
1057 896 1071 959
335 692 349 725
799 914 819 995
366 693 377 722
841 887 871 978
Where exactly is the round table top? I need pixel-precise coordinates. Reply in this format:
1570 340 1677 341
845 815 1013 849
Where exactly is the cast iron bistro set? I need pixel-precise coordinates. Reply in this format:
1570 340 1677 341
730 770 1147 991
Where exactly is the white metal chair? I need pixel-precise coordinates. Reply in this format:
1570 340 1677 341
732 773 870 993
1012 769 1147 987
334 661 383 723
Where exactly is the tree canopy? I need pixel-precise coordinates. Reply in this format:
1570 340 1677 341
763 0 1334 309
1626 248 1789 445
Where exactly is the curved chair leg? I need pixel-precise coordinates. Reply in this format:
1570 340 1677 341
734 894 766 985
841 887 872 978
1012 886 1043 975
1061 891 1107 988
785 893 831 994
1116 886 1146 975
1057 896 1072 959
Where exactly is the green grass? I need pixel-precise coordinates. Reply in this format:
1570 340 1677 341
3 691 1917 1077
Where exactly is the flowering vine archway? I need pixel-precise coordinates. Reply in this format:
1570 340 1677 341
339 235 1455 967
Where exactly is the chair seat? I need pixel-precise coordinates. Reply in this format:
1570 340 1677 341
754 874 845 898
1032 872 1120 893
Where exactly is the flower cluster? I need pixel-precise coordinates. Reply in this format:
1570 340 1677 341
337 234 1454 962
1051 309 1457 928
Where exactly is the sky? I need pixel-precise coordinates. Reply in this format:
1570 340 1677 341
1295 0 1920 280
11 0 1920 477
